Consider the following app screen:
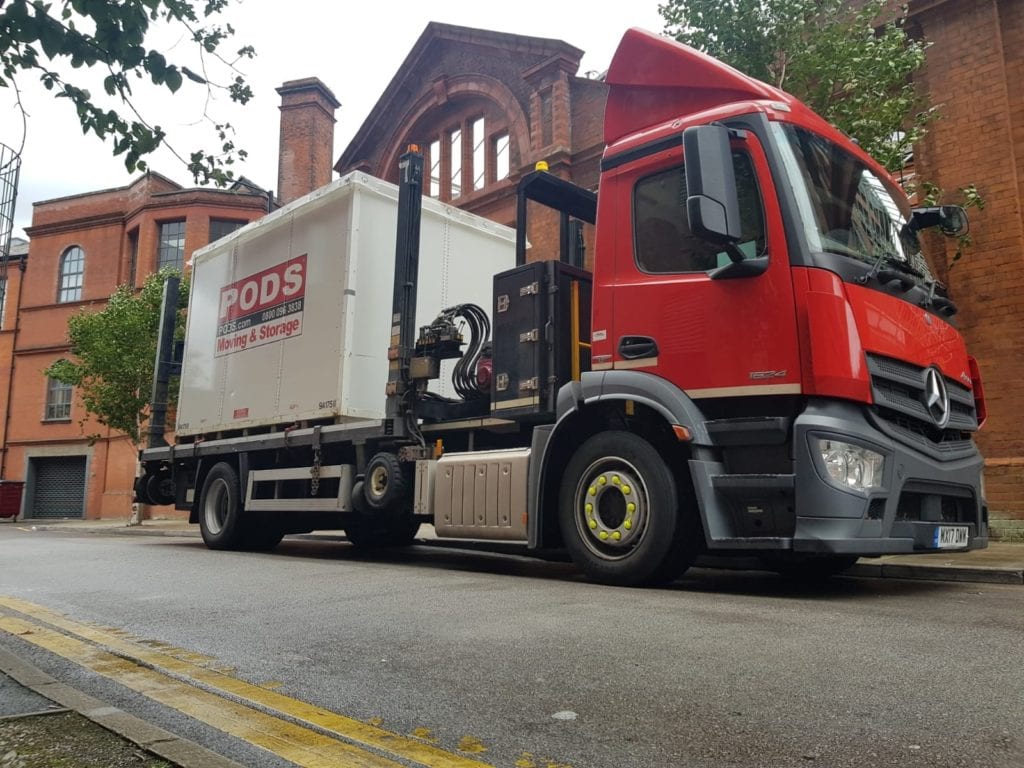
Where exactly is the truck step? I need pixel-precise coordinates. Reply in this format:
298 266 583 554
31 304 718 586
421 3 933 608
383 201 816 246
710 473 795 500
704 416 790 446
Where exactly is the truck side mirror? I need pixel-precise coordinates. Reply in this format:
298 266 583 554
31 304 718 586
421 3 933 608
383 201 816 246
939 205 968 236
909 205 968 237
683 125 742 246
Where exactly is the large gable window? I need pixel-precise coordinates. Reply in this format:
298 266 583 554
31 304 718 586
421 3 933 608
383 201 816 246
416 103 510 203
58 246 84 303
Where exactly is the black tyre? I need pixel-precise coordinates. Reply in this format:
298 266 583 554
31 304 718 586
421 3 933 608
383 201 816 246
345 515 420 549
769 555 859 581
558 431 698 586
198 462 246 550
145 472 175 506
134 476 154 505
363 452 410 511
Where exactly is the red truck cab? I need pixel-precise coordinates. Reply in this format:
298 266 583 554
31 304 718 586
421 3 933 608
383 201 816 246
557 29 987 571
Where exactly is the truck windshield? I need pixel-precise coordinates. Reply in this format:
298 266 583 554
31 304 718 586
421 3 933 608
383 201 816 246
772 122 934 285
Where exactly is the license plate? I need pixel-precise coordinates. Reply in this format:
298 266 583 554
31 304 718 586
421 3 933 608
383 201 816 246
934 526 969 549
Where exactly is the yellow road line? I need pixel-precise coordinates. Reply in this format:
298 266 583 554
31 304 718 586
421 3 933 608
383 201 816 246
0 615 404 768
0 596 494 768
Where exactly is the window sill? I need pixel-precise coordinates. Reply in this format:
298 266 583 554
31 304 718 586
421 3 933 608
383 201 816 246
41 418 72 424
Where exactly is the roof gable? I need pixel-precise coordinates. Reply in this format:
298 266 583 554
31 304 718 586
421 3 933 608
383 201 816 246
337 22 583 172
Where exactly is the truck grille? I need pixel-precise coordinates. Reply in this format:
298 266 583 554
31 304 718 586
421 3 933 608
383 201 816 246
866 354 977 454
895 484 976 524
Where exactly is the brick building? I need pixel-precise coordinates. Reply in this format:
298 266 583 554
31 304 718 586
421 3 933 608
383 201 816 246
909 0 1024 539
0 78 338 520
336 22 608 266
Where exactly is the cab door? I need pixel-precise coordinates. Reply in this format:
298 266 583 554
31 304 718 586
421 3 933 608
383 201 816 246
591 129 801 401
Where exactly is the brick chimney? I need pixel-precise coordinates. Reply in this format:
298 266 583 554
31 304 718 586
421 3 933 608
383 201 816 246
276 78 341 204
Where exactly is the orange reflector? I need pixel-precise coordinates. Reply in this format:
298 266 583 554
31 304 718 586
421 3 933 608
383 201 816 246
672 425 692 442
408 143 421 153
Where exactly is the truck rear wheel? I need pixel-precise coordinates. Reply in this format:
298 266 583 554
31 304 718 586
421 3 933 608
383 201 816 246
559 431 697 586
198 462 246 550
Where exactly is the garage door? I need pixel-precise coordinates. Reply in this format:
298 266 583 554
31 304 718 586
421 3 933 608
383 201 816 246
30 456 87 519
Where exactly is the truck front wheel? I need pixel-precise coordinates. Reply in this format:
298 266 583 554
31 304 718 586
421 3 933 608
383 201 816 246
558 431 697 586
198 462 246 550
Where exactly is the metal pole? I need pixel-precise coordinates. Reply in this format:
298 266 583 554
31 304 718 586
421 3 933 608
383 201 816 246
385 148 424 428
147 276 180 449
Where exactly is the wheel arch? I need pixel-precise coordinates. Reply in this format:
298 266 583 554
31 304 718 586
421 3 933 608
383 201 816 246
531 372 708 549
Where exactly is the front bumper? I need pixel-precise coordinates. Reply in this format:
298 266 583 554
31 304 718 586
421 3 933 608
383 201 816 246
691 399 988 555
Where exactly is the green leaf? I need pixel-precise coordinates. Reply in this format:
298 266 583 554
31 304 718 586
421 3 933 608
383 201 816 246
164 67 182 92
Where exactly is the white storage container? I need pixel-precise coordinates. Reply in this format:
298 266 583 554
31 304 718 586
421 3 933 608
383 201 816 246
176 172 516 437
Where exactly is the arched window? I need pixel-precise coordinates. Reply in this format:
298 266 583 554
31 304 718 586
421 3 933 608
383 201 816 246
58 246 85 302
411 97 510 203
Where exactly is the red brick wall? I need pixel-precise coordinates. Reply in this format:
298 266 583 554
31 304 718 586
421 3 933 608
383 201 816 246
277 79 339 204
0 261 25 477
912 0 1024 534
3 180 267 518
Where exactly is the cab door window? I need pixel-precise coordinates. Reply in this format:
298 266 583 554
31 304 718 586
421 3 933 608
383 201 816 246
633 153 766 273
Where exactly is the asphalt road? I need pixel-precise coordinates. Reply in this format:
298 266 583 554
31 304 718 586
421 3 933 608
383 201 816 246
0 526 1021 768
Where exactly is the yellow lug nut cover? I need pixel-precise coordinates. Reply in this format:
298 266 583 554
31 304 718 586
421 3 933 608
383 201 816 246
627 502 636 513
612 531 621 541
598 476 607 485
624 520 632 530
585 503 594 515
612 475 621 485
589 519 597 529
588 486 596 496
599 531 609 540
622 485 631 495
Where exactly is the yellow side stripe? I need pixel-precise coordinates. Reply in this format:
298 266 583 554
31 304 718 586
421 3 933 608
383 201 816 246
0 596 495 768
0 615 403 768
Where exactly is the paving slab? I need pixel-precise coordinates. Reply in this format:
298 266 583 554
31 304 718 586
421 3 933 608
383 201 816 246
0 647 243 768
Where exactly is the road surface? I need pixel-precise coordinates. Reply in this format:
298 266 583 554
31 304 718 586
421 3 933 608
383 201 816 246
0 526 1021 767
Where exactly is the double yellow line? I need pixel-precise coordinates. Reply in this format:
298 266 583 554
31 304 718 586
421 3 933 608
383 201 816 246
0 596 498 767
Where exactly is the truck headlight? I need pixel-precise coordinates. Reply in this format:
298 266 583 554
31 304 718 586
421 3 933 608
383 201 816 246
817 439 885 491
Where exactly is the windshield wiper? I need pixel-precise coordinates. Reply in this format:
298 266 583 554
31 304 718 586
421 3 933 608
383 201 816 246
921 278 958 318
856 250 920 292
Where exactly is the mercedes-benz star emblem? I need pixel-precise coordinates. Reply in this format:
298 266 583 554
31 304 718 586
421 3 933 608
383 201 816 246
923 367 950 429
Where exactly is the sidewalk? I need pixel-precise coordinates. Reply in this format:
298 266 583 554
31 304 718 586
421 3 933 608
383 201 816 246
0 646 240 768
6 516 1023 585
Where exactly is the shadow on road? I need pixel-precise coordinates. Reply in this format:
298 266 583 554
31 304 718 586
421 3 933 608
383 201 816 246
156 536 954 600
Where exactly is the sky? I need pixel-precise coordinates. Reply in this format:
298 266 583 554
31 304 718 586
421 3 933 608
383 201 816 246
0 1 668 241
